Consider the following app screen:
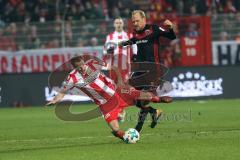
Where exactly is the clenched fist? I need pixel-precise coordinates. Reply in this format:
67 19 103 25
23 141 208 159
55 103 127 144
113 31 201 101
163 19 173 30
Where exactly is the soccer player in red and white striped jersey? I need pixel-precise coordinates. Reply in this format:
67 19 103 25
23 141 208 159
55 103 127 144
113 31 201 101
46 56 171 141
103 17 137 84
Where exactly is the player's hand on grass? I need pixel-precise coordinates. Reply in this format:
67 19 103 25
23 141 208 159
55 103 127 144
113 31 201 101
163 19 173 30
45 92 65 107
45 100 57 106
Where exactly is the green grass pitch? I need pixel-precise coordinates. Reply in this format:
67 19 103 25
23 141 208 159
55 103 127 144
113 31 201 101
0 99 240 160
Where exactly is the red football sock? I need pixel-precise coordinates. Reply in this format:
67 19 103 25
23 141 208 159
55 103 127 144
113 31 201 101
151 95 160 103
112 130 125 140
130 90 161 102
130 89 141 98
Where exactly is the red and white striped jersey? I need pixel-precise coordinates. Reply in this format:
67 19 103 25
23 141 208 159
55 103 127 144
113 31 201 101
62 59 116 106
103 31 137 71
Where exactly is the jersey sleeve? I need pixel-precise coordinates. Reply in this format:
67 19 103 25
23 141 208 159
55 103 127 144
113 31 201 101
128 33 138 55
153 24 176 40
61 75 75 91
121 37 137 46
88 59 107 68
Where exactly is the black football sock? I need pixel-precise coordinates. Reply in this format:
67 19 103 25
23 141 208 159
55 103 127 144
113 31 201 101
147 106 157 114
135 108 149 132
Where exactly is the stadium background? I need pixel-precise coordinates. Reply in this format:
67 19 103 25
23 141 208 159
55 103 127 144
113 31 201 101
1 0 240 106
0 1 240 160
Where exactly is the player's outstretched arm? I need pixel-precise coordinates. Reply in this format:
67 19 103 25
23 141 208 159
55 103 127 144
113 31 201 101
118 38 135 47
111 66 124 86
157 19 176 40
163 19 174 30
46 90 66 106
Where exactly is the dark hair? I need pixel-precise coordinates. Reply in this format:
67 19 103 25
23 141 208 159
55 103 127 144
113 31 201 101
70 56 83 68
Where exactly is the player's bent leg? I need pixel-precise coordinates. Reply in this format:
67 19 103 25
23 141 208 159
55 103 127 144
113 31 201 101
118 109 126 123
150 108 164 128
131 90 166 129
118 87 170 131
103 100 126 141
160 96 173 103
108 119 120 131
108 120 125 140
135 100 150 132
135 90 170 128
130 89 173 103
135 107 148 132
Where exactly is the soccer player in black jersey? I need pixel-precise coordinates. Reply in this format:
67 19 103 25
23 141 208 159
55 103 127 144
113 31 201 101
119 10 176 132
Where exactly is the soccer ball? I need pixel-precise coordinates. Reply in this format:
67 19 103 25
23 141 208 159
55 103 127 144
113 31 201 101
123 128 140 144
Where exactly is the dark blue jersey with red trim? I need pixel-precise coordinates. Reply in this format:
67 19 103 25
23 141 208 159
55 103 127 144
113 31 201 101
123 24 176 63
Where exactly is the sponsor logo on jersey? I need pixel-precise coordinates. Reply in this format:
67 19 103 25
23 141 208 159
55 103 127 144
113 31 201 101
136 39 148 44
145 29 151 35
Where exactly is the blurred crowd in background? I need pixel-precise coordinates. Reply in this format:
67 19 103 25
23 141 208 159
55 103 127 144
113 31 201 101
1 0 240 23
0 0 240 67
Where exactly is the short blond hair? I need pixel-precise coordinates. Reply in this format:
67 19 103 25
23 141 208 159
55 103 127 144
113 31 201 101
132 10 146 18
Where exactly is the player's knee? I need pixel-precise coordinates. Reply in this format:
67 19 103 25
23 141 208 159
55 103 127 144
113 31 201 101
136 101 142 108
136 100 149 108
108 120 120 131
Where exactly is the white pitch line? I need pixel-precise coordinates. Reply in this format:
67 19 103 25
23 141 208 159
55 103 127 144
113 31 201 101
0 136 102 143
0 133 155 143
1 130 239 143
